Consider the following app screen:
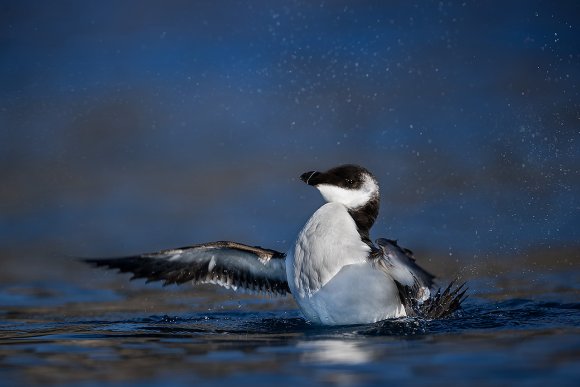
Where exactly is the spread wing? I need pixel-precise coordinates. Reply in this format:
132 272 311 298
84 241 290 295
371 238 466 318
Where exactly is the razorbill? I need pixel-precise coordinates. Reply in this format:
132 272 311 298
85 164 466 325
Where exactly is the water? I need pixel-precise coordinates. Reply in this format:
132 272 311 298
1 261 579 386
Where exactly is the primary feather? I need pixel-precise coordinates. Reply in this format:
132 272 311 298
84 241 289 295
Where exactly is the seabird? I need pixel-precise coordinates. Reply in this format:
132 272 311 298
85 164 466 325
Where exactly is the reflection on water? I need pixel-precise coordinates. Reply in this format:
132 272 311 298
299 339 376 365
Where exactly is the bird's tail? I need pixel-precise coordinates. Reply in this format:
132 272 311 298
397 280 468 319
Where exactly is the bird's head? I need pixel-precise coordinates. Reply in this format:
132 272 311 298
300 164 379 210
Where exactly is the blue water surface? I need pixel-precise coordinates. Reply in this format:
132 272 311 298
0 270 579 386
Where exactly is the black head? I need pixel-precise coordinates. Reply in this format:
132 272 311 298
299 164 379 209
300 164 372 190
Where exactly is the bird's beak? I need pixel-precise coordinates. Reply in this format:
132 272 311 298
300 171 321 186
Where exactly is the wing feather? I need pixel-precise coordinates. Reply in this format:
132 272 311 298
373 238 435 291
370 238 435 301
84 241 290 295
371 238 466 318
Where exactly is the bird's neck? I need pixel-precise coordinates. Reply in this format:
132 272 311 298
348 195 379 244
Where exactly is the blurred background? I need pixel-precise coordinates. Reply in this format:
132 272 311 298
1 0 578 284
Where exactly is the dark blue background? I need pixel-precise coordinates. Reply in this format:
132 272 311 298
1 1 578 270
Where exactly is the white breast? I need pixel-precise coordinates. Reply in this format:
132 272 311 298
286 202 406 325
287 202 370 298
